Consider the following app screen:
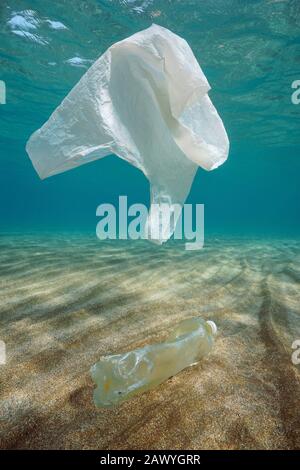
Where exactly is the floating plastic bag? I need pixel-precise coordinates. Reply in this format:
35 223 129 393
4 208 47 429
26 24 229 243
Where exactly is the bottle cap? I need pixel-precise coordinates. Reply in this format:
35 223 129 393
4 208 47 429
206 320 217 336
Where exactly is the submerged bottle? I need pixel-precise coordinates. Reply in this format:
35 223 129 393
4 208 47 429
91 317 217 408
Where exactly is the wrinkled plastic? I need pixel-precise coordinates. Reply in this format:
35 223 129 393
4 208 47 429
91 317 217 408
26 24 229 243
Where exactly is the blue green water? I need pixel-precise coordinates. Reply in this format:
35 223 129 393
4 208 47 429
1 2 300 450
1 0 300 237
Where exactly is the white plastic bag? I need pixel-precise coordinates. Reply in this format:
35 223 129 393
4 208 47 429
26 24 229 243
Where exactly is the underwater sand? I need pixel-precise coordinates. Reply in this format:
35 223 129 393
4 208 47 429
0 234 299 450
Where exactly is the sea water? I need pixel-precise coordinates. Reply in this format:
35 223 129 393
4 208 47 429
0 0 300 450
0 0 299 237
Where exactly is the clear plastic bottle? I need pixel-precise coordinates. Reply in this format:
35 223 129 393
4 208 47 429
91 317 217 408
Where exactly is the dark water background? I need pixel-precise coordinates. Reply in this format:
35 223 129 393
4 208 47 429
0 0 299 237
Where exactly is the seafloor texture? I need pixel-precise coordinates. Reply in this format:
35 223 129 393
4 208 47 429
0 234 299 450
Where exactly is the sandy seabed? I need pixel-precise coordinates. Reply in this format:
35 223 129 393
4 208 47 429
0 234 299 450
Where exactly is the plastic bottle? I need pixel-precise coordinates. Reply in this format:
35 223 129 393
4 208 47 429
91 317 217 408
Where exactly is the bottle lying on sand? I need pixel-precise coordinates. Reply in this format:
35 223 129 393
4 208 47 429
91 317 217 408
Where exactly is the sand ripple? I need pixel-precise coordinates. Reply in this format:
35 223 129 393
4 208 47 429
0 234 299 449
